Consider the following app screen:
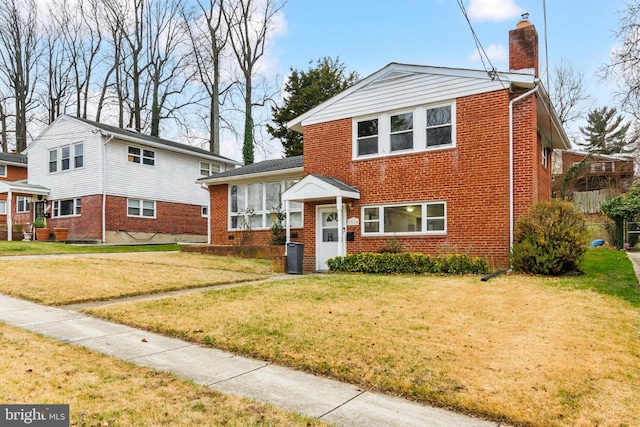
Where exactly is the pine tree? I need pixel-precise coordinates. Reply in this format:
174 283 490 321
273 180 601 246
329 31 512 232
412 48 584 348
578 106 637 155
267 57 359 157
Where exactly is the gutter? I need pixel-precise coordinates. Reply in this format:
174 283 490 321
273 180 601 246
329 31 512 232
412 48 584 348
198 167 304 185
509 83 539 251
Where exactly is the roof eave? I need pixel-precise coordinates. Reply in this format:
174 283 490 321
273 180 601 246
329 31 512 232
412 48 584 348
198 166 304 185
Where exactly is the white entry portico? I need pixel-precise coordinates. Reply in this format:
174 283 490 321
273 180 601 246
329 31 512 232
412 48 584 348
281 174 359 271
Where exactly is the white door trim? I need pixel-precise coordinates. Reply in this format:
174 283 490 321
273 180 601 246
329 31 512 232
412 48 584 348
316 204 346 271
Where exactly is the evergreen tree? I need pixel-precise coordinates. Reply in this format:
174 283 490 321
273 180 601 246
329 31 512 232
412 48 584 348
578 106 637 155
267 57 359 157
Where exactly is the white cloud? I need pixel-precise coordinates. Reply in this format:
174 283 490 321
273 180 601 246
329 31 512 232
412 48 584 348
467 0 524 22
468 43 508 67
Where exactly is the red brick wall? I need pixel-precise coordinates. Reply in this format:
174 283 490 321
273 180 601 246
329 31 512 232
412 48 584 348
1 164 27 182
42 194 207 241
207 89 547 270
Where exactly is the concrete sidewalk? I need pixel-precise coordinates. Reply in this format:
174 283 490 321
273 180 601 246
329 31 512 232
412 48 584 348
0 294 500 427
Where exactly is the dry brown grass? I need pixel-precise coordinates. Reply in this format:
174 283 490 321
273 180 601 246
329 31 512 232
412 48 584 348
0 252 274 305
86 274 640 427
0 323 326 426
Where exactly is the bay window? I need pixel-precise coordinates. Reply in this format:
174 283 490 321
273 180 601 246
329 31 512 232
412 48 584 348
229 179 303 230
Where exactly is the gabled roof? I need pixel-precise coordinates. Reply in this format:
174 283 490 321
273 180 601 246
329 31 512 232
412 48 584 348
0 152 27 166
287 62 570 150
198 156 303 184
26 115 241 166
282 174 360 202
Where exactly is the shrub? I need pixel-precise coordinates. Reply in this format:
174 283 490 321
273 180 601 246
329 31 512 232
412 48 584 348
326 252 490 275
511 200 589 275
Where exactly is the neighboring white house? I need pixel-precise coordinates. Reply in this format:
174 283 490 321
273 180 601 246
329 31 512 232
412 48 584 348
16 114 240 243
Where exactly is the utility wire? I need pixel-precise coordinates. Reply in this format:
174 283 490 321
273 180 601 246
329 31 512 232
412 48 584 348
456 0 507 89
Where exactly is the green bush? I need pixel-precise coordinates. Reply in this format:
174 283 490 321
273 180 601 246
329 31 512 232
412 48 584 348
326 252 490 275
511 200 589 275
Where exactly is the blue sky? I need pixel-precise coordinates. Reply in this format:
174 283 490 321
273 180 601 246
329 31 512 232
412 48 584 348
270 0 627 120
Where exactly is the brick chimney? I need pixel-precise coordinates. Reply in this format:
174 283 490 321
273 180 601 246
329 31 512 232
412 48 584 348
509 13 538 76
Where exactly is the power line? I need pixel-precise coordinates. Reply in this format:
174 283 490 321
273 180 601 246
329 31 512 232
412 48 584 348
456 0 507 89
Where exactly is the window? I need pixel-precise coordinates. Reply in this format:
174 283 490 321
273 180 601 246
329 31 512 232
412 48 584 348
200 162 221 176
74 143 84 168
0 201 6 215
61 146 71 171
362 202 446 235
426 106 452 147
16 196 30 213
354 103 454 158
0 164 6 177
356 119 378 156
128 146 155 166
390 112 413 152
201 206 208 217
127 199 156 218
49 143 83 173
229 180 302 230
53 198 81 217
49 149 58 173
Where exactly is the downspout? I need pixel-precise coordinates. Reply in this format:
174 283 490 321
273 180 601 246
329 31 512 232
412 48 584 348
102 134 114 244
509 84 539 251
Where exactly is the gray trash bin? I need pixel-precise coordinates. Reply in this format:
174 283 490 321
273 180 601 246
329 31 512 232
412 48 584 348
286 242 304 274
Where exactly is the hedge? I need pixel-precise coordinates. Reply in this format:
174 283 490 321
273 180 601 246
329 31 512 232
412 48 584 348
326 252 490 275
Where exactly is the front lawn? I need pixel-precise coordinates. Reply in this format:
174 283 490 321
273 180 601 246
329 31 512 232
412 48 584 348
0 324 325 426
84 248 640 426
0 252 275 305
0 241 180 256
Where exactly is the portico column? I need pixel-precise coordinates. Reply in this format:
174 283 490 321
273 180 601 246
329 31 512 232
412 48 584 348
336 195 343 256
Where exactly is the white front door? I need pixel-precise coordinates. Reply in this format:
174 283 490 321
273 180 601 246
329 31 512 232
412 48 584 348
316 206 345 271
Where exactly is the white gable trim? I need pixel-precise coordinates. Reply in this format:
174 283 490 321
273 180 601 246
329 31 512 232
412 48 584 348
282 175 360 202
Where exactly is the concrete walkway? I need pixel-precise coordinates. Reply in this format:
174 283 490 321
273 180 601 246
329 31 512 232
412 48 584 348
0 293 500 426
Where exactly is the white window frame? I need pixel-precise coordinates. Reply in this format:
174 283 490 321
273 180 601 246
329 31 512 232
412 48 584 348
353 102 455 160
53 198 81 217
127 198 156 218
201 206 208 217
48 142 83 173
128 146 155 166
228 180 303 231
0 200 6 215
200 161 221 176
49 149 58 173
0 164 6 177
16 196 30 213
74 143 84 168
361 201 447 236
61 145 71 171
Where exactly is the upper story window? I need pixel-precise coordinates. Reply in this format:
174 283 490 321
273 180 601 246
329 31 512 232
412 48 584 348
128 146 155 166
391 112 413 152
354 103 454 159
0 164 6 177
229 179 303 230
362 202 446 235
53 198 81 217
49 143 83 173
16 196 30 213
200 161 221 176
356 119 378 156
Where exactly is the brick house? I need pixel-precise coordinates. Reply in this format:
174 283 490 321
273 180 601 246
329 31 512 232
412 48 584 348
558 149 634 194
0 152 40 240
1 114 240 242
200 16 570 270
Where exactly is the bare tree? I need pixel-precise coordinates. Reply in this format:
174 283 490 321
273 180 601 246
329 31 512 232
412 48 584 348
186 0 233 153
0 0 41 152
224 0 286 164
146 0 193 137
548 58 592 127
